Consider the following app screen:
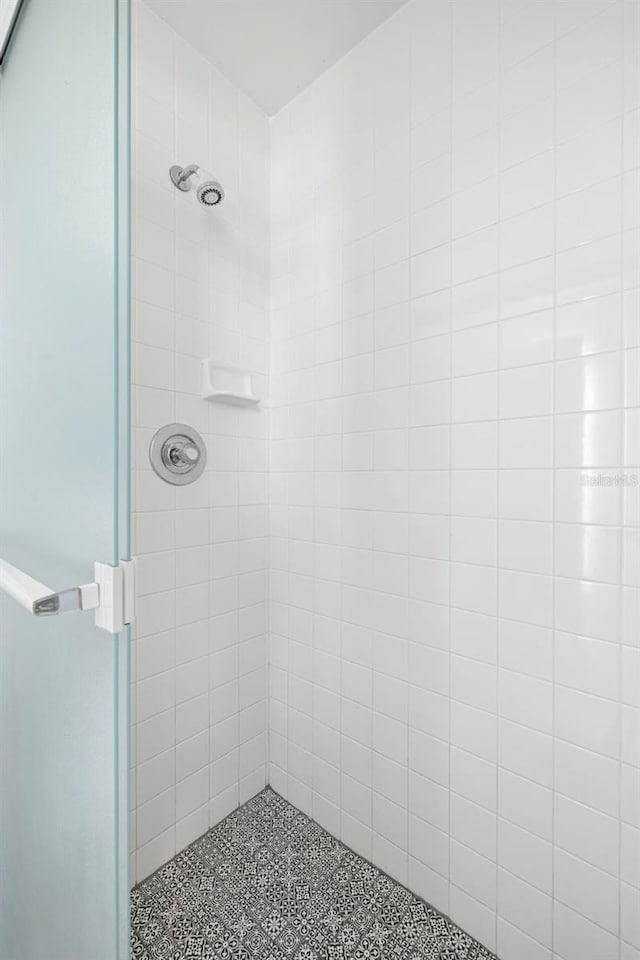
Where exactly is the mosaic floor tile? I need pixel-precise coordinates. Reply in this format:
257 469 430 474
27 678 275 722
131 787 497 960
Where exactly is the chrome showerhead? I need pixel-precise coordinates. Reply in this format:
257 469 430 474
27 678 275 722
169 163 224 207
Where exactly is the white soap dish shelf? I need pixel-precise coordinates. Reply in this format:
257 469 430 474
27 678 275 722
202 360 259 406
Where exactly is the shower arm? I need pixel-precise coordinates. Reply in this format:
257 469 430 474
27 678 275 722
176 164 199 184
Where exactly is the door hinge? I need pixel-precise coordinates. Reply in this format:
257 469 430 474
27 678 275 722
94 559 135 634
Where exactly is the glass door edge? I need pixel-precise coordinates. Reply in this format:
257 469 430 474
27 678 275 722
114 0 132 954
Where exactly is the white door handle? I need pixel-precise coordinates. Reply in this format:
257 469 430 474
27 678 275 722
0 558 134 632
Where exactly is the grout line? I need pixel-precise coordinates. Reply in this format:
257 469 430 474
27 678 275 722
265 109 272 799
551 3 559 950
170 21 178 871
402 20 415 890
447 0 454 922
495 0 503 947
617 6 628 958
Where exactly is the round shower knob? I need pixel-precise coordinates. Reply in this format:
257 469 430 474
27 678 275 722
149 424 207 485
167 440 200 467
181 443 200 463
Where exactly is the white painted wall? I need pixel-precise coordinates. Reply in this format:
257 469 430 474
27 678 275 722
268 2 640 958
130 0 270 884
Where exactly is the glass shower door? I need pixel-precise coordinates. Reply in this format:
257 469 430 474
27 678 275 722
0 0 130 957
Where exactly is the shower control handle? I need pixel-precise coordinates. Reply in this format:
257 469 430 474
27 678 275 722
167 440 200 467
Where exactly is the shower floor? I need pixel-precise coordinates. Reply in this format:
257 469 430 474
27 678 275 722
131 787 496 960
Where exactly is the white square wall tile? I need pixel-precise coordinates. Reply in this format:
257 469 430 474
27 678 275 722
500 204 554 271
497 869 552 949
498 670 552 736
554 523 622 584
555 352 622 414
553 901 619 960
450 841 497 911
450 793 496 861
499 364 553 419
497 818 552 895
554 848 620 936
452 324 498 377
554 794 619 877
499 310 554 369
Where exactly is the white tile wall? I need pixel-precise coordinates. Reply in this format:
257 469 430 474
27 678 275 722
268 2 640 959
131 0 269 883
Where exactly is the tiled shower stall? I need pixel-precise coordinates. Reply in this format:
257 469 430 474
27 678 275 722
130 1 640 958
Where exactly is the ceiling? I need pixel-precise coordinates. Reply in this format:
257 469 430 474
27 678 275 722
144 0 408 116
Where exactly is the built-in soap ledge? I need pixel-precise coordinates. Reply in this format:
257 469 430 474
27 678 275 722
202 360 259 406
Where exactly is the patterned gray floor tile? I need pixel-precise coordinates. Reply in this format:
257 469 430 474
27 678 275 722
131 787 497 960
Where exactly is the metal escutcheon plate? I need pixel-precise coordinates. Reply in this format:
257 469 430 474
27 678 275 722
149 423 207 486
